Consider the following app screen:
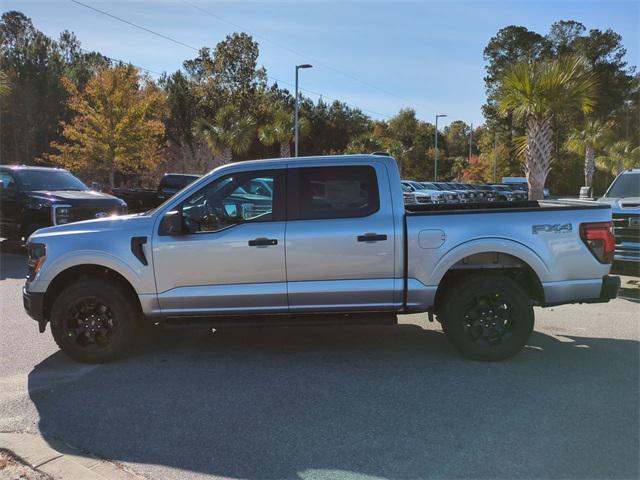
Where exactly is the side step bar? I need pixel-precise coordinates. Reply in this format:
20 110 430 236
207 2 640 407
161 312 398 329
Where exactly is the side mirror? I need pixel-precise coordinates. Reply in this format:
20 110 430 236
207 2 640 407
159 209 185 236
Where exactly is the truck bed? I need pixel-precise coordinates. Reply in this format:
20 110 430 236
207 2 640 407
403 198 613 310
405 199 611 214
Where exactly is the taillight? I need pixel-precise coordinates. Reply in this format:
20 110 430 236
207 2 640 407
580 222 615 264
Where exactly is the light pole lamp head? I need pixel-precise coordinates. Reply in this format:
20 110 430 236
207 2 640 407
297 64 313 70
436 114 447 119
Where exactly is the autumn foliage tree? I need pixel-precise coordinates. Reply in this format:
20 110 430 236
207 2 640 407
48 64 167 187
463 154 490 183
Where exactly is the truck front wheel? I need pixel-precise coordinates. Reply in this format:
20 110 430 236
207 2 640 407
50 279 139 363
438 274 534 361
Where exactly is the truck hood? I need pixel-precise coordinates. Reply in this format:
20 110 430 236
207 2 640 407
597 197 640 213
29 213 155 241
28 190 125 207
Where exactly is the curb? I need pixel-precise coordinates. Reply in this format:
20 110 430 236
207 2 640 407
0 432 143 480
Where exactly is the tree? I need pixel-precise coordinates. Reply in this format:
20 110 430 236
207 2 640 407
184 32 266 118
161 71 199 154
258 107 307 158
566 119 611 188
596 141 640 176
498 56 598 199
482 26 551 148
47 64 167 187
0 11 107 165
194 105 256 164
462 154 490 182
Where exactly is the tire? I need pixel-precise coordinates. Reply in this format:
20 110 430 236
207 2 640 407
438 273 534 361
50 279 139 363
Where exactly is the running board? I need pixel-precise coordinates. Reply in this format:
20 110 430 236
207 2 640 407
161 312 398 329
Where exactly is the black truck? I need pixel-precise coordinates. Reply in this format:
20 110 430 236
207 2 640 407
112 173 200 213
0 166 127 241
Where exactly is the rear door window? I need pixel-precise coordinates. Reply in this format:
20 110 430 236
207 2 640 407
288 166 379 220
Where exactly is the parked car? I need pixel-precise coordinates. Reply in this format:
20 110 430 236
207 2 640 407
502 177 550 199
597 169 640 273
439 182 475 203
487 184 522 202
499 183 529 200
453 182 489 202
401 182 434 205
472 185 499 202
0 165 127 241
22 154 620 364
402 180 443 204
113 173 200 213
421 182 460 203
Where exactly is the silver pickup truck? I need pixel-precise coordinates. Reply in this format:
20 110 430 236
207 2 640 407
22 154 620 363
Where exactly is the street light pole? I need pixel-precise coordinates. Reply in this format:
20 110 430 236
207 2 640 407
434 114 447 181
492 134 497 183
468 122 473 163
294 64 313 157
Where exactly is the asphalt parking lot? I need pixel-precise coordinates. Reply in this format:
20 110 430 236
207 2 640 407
1 246 639 480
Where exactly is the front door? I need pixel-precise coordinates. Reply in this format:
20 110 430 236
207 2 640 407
285 164 397 311
152 169 287 316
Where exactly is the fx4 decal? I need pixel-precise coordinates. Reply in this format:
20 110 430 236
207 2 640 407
532 223 573 235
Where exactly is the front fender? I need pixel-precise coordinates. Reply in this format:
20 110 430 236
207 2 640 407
30 250 153 295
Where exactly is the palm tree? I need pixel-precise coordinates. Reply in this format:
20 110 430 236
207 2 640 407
596 141 640 176
498 56 598 199
258 108 308 158
194 105 256 164
566 119 611 188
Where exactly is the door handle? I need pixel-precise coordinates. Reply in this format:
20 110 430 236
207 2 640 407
357 233 387 242
248 237 278 247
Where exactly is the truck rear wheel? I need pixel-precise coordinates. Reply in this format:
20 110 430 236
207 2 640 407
50 279 139 363
438 273 534 361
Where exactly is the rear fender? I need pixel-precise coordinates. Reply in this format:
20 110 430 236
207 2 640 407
427 237 550 286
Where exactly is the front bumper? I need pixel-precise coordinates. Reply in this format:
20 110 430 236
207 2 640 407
23 287 47 332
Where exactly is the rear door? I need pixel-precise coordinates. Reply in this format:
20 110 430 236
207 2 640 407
285 163 397 311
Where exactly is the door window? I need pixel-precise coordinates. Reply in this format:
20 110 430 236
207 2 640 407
0 172 16 193
288 166 379 220
181 171 282 233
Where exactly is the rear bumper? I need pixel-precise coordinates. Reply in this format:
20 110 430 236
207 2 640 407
599 275 621 302
23 287 47 332
542 275 620 307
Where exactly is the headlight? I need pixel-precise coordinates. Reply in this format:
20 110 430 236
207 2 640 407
26 243 46 281
52 204 72 225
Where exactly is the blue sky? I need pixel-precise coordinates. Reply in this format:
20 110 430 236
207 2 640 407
4 0 638 127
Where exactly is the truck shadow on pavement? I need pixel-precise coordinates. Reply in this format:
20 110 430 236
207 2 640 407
28 324 639 480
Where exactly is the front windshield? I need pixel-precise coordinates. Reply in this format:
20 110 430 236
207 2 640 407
605 173 640 198
16 169 88 191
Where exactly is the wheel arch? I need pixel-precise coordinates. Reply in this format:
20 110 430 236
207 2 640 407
43 264 142 322
431 239 548 312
